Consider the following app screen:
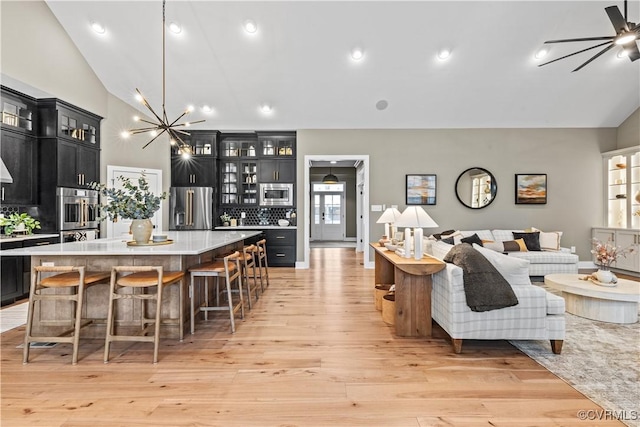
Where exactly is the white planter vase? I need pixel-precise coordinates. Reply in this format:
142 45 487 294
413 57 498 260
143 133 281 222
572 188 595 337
130 219 153 244
595 269 614 284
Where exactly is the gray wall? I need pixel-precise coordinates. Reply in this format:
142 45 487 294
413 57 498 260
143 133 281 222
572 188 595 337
617 107 640 149
298 128 617 261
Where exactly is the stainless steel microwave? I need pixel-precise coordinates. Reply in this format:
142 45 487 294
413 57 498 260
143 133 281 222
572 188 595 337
259 183 294 206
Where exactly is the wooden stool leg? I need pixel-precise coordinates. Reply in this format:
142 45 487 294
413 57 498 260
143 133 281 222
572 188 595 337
71 281 85 365
22 270 39 364
104 270 118 364
153 284 162 364
189 274 196 335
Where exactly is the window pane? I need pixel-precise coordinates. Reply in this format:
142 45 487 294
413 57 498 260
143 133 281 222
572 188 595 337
313 183 344 192
313 194 320 225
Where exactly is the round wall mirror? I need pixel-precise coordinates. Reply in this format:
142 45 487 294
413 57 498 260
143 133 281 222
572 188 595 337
455 167 497 209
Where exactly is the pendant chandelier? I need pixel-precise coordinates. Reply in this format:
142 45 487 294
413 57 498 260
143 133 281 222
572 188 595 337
121 0 203 156
322 168 339 184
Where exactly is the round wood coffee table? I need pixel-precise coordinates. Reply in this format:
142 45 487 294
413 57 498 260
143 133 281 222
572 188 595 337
544 273 640 324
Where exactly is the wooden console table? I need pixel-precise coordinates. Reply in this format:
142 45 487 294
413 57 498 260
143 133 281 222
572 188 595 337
371 243 445 337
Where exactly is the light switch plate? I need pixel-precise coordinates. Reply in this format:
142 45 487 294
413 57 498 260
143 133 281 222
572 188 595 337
371 205 382 212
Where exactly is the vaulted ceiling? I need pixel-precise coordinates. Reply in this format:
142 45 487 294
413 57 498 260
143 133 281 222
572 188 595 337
45 1 640 131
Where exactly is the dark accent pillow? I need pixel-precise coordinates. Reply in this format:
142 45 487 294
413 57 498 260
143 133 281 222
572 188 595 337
441 237 455 245
461 233 483 246
434 229 456 240
512 231 541 251
502 239 527 252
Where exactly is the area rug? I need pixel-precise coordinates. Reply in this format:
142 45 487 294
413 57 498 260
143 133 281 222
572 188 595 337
511 286 639 427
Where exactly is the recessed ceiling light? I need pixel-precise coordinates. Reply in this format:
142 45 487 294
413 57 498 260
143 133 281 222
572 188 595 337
617 48 628 59
437 48 451 61
260 104 272 114
168 22 182 34
351 46 365 61
375 100 389 111
534 47 549 59
91 21 106 34
244 19 258 34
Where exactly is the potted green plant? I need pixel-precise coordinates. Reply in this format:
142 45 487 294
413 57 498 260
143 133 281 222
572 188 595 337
89 173 167 243
0 213 41 235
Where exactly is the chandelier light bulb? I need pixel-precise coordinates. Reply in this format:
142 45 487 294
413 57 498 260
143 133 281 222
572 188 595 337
186 105 194 113
133 115 140 122
120 131 130 139
149 130 158 137
134 93 144 103
243 19 257 34
91 21 106 34
202 105 213 113
170 139 177 145
535 48 549 59
351 47 364 60
617 48 629 58
168 22 182 34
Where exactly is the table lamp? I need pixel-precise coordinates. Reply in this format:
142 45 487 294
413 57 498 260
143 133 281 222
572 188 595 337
394 206 438 259
376 207 401 240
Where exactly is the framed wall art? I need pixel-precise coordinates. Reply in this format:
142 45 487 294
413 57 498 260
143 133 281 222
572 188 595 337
406 174 436 205
515 174 547 204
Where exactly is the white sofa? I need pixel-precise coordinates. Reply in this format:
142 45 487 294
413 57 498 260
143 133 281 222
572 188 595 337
437 229 579 277
428 240 566 354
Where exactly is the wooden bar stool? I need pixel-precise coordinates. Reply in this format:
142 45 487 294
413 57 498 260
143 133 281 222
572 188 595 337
23 266 110 365
241 244 260 308
188 251 244 334
104 266 185 364
250 238 270 291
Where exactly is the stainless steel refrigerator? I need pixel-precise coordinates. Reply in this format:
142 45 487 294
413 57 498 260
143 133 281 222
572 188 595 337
169 187 214 230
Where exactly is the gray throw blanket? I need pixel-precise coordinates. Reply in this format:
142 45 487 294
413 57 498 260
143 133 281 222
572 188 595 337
443 244 519 312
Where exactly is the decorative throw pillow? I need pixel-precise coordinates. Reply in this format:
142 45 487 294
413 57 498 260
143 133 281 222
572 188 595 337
505 238 528 252
512 231 541 251
433 229 456 240
441 237 455 245
440 230 463 245
461 233 483 246
530 227 563 251
472 243 531 286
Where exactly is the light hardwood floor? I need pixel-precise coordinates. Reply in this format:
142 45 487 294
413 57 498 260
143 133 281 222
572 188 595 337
1 248 623 426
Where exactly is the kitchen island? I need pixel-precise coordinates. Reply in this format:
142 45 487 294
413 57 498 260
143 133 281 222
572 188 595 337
2 230 261 338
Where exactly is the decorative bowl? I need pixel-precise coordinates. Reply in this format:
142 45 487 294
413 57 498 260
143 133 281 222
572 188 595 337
384 242 397 251
278 219 290 227
615 163 626 169
152 234 168 242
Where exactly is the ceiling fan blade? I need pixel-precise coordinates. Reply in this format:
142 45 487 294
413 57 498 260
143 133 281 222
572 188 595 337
538 41 612 67
624 42 640 61
572 44 615 72
605 5 629 33
544 36 614 43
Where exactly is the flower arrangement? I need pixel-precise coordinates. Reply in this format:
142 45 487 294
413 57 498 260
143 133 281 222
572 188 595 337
220 212 231 224
89 173 167 221
591 238 636 270
0 213 41 235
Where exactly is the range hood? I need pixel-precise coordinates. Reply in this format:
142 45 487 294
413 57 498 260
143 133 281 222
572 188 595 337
1 158 14 184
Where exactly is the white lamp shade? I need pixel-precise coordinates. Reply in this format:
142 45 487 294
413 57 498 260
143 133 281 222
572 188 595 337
394 206 438 228
376 207 402 224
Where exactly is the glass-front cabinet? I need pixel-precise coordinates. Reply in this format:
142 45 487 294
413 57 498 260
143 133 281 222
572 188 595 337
220 160 239 205
258 132 295 157
1 89 34 133
603 148 640 229
220 134 258 158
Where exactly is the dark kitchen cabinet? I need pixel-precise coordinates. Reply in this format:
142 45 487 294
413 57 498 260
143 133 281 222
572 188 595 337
0 130 37 205
258 159 296 183
258 132 295 157
171 156 216 187
1 86 36 135
1 241 24 306
38 99 100 147
56 140 100 187
264 229 296 267
171 130 218 156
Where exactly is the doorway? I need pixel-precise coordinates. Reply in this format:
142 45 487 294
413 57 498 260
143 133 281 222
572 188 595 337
311 181 346 241
302 155 371 269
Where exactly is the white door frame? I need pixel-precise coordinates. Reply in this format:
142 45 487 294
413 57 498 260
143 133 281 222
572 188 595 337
106 165 164 238
301 155 371 269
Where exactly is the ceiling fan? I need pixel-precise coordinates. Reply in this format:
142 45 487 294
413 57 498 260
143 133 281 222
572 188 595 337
539 0 640 72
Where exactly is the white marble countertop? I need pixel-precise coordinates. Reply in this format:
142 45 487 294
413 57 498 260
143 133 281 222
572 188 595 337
0 230 261 256
0 233 60 244
215 226 297 230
